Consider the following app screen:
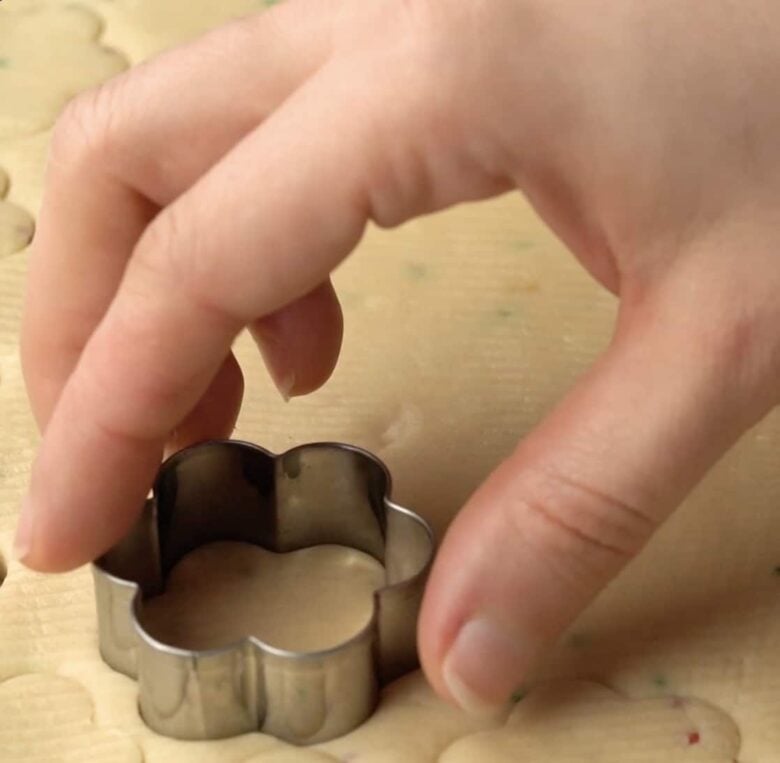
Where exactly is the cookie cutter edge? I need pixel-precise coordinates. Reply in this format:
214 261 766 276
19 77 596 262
92 439 435 744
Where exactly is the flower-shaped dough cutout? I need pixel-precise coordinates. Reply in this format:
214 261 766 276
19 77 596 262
0 168 34 258
440 680 741 762
0 673 142 762
97 0 279 60
140 541 385 652
316 672 498 763
0 5 127 139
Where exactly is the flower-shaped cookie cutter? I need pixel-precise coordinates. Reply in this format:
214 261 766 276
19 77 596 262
93 440 435 744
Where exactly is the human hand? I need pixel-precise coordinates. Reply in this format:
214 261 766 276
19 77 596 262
20 0 780 713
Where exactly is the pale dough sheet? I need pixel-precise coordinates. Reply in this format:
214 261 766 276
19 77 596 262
1 2 779 761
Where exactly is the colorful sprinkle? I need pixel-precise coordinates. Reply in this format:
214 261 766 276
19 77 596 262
566 632 593 649
0 58 9 69
510 687 528 703
511 240 535 251
687 731 701 745
496 307 514 318
404 262 428 280
652 674 669 689
772 565 780 577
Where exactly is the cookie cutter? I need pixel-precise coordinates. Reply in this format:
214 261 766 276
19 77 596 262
92 440 435 744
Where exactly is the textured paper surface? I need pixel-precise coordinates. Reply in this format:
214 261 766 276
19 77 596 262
1 2 780 761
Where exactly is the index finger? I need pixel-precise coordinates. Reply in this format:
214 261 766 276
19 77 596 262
22 0 332 430
19 64 379 570
19 6 511 570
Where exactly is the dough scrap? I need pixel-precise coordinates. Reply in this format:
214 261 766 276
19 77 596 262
440 680 740 763
0 167 34 258
0 558 96 678
315 672 498 763
0 673 142 762
96 0 275 62
2 1 780 761
245 750 339 763
0 4 127 139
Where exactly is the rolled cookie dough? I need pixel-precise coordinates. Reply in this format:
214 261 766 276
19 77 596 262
0 4 127 140
2 1 780 762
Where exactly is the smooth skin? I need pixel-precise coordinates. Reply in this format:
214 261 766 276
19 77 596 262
19 0 780 713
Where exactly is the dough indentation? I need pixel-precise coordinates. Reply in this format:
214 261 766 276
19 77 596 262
0 673 142 762
140 541 385 653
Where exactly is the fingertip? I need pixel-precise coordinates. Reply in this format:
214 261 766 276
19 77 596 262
15 488 148 573
440 617 530 715
252 280 343 400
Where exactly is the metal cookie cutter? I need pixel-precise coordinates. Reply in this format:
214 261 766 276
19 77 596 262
93 440 435 744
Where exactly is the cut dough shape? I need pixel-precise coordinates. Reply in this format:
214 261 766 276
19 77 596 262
245 751 339 763
0 167 34 258
315 672 499 763
2 2 780 762
140 541 385 652
96 0 275 61
0 5 127 139
440 680 741 762
0 673 142 762
0 560 96 678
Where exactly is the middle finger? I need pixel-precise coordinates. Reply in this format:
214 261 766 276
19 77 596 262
22 0 335 427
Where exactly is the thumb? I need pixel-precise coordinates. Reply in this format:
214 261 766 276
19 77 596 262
418 276 779 714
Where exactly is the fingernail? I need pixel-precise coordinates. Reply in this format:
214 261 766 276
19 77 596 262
256 324 297 402
442 617 529 716
272 370 296 403
13 496 34 562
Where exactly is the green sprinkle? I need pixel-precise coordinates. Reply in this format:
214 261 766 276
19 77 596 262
511 240 535 251
510 686 528 703
262 0 281 6
566 632 593 650
652 674 669 689
0 58 10 69
496 307 514 318
404 262 428 281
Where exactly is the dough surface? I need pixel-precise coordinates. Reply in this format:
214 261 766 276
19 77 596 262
0 5 127 139
141 542 385 652
441 681 741 762
0 673 142 762
1 1 780 761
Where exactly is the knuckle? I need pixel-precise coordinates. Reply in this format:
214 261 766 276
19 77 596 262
133 204 188 291
713 301 780 400
133 205 237 326
50 80 122 168
351 0 515 227
651 255 780 415
503 470 656 583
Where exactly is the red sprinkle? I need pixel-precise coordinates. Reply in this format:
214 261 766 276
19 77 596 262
687 731 701 745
